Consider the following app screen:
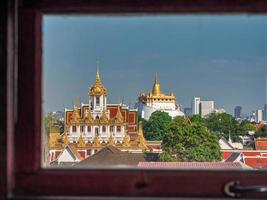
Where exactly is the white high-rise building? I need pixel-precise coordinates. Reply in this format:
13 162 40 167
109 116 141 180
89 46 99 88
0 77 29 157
200 101 214 117
255 109 263 123
192 97 201 115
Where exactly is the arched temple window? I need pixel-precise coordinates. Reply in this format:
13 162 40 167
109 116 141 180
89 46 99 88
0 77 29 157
116 126 121 132
102 126 106 132
72 126 76 132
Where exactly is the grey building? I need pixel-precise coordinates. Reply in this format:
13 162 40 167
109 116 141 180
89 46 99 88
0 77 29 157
234 106 242 119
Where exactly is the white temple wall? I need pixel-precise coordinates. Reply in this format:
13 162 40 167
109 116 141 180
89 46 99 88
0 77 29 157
151 102 176 110
136 103 184 120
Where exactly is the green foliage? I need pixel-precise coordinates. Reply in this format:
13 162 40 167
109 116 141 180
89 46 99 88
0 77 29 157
44 113 64 135
161 120 221 162
190 114 205 125
205 113 242 142
143 111 172 140
240 120 256 132
159 149 178 162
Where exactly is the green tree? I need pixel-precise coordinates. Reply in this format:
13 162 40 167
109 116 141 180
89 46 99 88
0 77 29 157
44 112 64 135
160 119 221 162
240 120 256 133
190 114 205 125
205 113 241 142
143 111 172 140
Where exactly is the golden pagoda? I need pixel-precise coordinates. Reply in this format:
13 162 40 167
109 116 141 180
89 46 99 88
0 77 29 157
136 73 184 121
138 75 176 104
88 67 107 96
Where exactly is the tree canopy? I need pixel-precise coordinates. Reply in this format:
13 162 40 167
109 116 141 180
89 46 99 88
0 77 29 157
142 111 172 140
205 113 242 142
160 116 221 162
44 112 64 135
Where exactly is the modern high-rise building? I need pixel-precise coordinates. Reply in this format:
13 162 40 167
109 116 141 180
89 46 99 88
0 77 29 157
199 101 214 117
192 97 201 115
264 104 267 121
234 106 242 119
255 109 263 123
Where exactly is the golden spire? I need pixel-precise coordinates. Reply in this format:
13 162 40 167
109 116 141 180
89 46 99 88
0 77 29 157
78 134 86 147
100 110 109 124
96 58 101 84
71 100 82 123
108 134 116 146
152 74 162 96
89 60 108 96
135 121 147 148
114 106 124 123
63 132 69 145
84 107 94 123
122 134 131 147
92 136 101 147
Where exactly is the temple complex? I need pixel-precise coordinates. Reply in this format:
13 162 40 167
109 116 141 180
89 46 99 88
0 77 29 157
136 76 184 120
49 68 161 164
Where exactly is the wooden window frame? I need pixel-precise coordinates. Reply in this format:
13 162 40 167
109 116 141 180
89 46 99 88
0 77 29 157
2 0 267 199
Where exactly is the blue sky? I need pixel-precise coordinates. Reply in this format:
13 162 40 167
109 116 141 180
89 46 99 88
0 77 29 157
43 15 267 115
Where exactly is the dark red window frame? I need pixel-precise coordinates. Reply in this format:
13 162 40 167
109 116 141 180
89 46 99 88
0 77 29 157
72 125 77 132
2 0 267 199
102 126 106 132
117 125 121 132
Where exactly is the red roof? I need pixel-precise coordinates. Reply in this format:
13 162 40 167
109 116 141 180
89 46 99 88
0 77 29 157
255 124 266 130
147 145 161 149
222 151 232 160
222 150 267 169
244 157 267 169
138 162 244 169
255 138 267 150
68 144 84 160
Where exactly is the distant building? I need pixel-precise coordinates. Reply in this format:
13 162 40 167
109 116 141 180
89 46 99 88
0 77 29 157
234 106 242 119
212 108 226 114
255 109 264 123
184 107 192 116
264 104 267 121
219 136 243 150
265 76 267 120
135 76 184 120
192 97 201 115
255 138 267 150
199 101 214 117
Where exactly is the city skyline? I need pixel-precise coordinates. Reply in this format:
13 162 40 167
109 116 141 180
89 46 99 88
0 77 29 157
43 15 267 115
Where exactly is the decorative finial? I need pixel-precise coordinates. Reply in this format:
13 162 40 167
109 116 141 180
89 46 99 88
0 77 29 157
96 58 100 73
74 96 79 108
155 72 158 82
152 73 161 96
96 58 101 82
